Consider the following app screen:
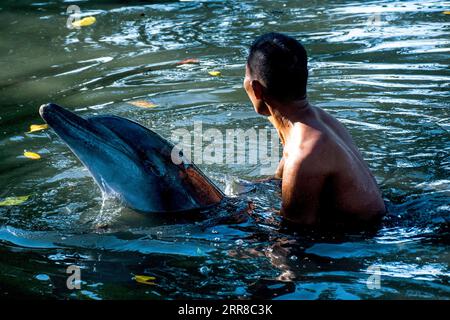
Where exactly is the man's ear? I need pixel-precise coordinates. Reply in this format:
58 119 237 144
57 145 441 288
250 80 271 116
251 80 265 100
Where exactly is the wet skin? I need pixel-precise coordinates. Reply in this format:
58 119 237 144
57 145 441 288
243 66 386 227
39 103 224 213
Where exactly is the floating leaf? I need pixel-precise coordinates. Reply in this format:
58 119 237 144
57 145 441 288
128 100 157 108
134 275 156 285
27 124 49 133
208 71 221 77
0 195 30 206
24 151 41 160
177 58 200 65
72 16 96 28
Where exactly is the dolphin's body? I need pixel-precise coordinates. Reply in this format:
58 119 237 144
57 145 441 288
39 103 224 213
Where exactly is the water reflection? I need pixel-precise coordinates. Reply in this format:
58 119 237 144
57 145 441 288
0 0 449 299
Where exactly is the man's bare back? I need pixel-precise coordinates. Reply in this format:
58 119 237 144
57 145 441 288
244 32 385 229
274 105 386 226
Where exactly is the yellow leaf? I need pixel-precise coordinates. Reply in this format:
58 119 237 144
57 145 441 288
24 151 41 160
208 71 221 77
443 11 450 15
0 195 30 206
128 100 157 108
134 275 156 285
27 124 49 133
72 16 96 28
177 58 200 65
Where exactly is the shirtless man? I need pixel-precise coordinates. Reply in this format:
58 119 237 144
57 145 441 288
243 33 386 229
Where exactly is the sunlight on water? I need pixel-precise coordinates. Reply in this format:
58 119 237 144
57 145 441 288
0 0 449 299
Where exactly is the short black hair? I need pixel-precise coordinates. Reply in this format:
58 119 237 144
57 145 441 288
247 32 308 101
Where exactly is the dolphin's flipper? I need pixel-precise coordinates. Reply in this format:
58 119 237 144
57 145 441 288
39 103 224 213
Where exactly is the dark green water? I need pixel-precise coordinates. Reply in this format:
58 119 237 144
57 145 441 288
0 0 449 299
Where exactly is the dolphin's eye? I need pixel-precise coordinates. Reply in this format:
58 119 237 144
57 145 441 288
143 159 163 177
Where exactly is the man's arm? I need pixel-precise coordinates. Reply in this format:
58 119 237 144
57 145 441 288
280 151 327 225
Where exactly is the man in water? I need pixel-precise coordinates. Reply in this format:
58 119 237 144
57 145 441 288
243 33 386 229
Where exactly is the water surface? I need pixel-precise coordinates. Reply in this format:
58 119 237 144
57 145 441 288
0 0 449 299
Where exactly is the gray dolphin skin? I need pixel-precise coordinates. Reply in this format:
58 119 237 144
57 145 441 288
39 103 224 213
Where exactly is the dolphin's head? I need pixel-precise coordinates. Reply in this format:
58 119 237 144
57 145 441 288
40 103 223 213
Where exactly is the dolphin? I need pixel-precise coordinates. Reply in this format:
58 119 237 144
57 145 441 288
39 103 224 213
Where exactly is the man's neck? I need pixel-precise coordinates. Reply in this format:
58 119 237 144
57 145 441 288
267 98 312 145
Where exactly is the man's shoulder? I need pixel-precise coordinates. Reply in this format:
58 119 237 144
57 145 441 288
285 133 333 172
292 129 343 175
297 128 333 155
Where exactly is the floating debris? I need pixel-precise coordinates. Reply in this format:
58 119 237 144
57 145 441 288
27 124 48 133
72 16 96 28
128 100 157 109
208 71 221 77
177 58 200 65
134 275 156 285
24 151 41 160
0 195 30 206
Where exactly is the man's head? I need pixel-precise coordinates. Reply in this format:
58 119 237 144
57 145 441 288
244 32 308 115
